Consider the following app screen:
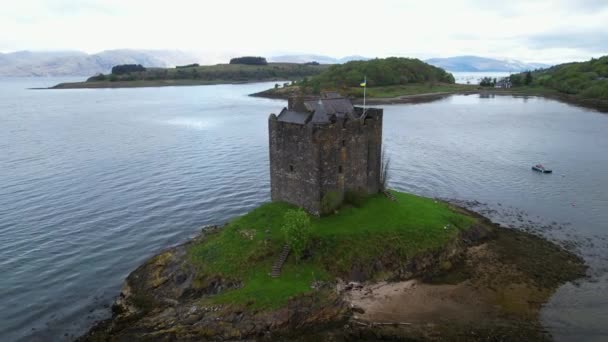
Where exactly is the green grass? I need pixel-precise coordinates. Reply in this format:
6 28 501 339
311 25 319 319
187 191 475 309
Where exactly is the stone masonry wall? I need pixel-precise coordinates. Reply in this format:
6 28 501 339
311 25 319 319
269 114 321 214
268 107 383 215
315 108 383 203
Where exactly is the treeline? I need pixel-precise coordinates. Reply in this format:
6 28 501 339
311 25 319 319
301 57 455 94
229 56 268 65
176 63 200 68
479 72 531 87
86 62 327 83
512 56 608 100
111 64 146 75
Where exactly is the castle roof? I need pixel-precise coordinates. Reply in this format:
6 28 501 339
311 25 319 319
276 94 358 125
304 98 354 117
310 100 330 124
276 110 310 124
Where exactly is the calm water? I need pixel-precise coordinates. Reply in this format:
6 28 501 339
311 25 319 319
1 79 607 341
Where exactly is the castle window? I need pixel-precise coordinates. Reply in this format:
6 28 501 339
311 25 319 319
338 165 343 174
289 165 294 172
341 140 346 147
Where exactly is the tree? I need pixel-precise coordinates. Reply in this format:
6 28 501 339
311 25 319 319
176 63 200 69
479 77 494 87
87 74 106 82
229 56 268 65
509 74 523 87
274 83 279 89
111 64 146 75
311 80 321 95
282 209 312 262
525 71 533 85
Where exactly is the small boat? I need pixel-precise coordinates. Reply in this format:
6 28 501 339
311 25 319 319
532 164 552 173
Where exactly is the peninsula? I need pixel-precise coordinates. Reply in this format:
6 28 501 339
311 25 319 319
253 56 608 111
49 57 328 89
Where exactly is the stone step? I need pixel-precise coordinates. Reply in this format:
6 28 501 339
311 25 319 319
271 244 290 278
383 190 397 202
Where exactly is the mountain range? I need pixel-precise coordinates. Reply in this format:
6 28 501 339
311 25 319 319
0 50 210 77
267 55 370 64
0 50 551 76
424 56 550 72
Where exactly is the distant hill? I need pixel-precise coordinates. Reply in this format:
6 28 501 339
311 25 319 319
254 57 459 99
2 51 551 77
511 56 608 101
0 50 204 76
51 62 329 89
425 56 550 72
312 57 454 88
268 54 370 64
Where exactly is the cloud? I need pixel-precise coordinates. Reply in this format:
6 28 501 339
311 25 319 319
527 31 608 53
565 0 608 12
467 0 608 15
0 0 607 64
45 0 119 17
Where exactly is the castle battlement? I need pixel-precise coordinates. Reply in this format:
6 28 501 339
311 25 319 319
268 94 383 215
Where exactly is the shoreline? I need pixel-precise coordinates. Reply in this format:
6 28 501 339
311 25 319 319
45 79 608 112
253 87 608 113
356 89 608 112
77 196 586 341
45 78 293 90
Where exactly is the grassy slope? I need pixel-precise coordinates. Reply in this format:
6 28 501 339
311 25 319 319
188 191 474 309
514 56 608 101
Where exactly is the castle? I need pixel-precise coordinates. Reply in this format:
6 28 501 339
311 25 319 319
268 93 383 215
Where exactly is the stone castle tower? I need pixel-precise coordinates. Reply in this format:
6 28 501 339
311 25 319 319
268 93 383 215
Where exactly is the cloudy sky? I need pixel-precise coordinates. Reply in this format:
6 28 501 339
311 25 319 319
1 0 607 63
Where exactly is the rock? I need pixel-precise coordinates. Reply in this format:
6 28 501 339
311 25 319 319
351 305 365 314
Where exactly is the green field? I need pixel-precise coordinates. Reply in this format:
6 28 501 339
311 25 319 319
187 191 475 309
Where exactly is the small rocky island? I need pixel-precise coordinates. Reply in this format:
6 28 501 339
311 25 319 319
80 96 586 341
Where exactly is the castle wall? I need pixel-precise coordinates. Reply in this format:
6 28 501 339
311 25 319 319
358 108 383 194
269 116 321 214
269 106 383 215
314 108 383 202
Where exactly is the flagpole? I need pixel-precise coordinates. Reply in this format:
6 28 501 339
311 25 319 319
363 76 366 115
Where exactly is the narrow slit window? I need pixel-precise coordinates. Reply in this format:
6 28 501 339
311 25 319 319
338 165 343 174
289 165 294 172
341 140 346 147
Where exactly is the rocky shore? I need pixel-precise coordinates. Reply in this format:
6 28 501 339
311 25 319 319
78 203 585 341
